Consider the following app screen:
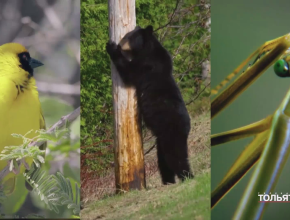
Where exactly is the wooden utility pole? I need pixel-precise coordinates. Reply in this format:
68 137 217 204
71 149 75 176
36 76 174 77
108 0 145 193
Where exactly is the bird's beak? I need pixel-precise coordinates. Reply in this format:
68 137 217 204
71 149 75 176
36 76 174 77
29 57 44 69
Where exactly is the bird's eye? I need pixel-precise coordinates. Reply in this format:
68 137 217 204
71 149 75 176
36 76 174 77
274 59 289 77
22 54 28 61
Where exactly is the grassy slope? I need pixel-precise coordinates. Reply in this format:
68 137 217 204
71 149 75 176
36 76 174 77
81 111 211 220
82 171 210 220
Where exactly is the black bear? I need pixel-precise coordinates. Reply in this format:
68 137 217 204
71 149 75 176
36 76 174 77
106 25 194 184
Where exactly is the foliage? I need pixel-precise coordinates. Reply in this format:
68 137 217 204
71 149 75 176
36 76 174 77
25 169 80 216
0 125 80 218
81 0 211 176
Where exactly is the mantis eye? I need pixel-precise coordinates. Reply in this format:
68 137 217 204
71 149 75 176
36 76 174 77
274 59 289 77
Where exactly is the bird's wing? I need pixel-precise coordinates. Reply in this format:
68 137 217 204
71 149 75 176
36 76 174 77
39 109 47 150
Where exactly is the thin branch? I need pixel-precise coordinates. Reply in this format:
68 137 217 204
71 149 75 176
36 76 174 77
144 144 156 156
154 0 181 32
30 107 80 147
186 82 210 105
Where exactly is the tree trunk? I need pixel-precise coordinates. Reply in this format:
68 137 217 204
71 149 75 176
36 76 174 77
108 0 146 193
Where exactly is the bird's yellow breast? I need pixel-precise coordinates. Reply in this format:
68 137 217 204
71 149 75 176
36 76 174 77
0 78 41 167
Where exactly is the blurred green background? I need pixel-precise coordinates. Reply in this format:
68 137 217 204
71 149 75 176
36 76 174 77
212 0 290 219
0 0 80 218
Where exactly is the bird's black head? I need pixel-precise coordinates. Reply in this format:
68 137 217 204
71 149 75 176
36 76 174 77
18 52 44 77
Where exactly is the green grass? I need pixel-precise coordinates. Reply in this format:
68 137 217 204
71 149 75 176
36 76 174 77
81 171 210 220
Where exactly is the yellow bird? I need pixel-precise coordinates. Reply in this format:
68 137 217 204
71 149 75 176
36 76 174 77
0 43 46 194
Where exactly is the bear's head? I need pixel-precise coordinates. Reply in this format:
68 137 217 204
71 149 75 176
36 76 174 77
118 25 155 61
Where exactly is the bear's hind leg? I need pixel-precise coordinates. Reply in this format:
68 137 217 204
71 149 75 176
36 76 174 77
157 140 176 185
159 136 194 183
174 139 194 182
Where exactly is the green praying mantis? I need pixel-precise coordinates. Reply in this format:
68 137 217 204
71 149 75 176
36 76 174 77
211 33 290 220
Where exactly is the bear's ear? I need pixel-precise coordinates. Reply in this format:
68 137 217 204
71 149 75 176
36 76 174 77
135 26 141 30
145 25 154 34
